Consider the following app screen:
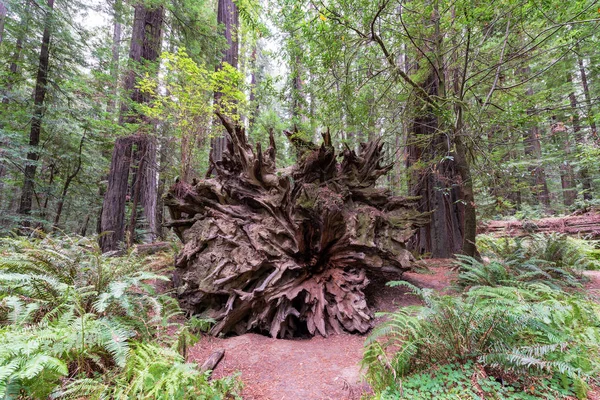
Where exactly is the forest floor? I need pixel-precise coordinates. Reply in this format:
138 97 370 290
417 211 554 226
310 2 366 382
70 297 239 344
186 261 600 400
187 259 456 400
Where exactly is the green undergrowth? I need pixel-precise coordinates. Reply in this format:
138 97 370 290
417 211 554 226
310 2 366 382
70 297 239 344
364 234 600 399
0 235 241 399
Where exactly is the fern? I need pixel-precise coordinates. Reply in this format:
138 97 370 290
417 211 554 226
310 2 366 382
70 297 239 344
0 234 241 399
363 283 600 398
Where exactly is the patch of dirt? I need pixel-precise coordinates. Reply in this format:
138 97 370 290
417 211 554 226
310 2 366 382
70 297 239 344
187 262 456 399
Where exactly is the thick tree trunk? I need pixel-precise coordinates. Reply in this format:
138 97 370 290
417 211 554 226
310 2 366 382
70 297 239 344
18 0 54 223
210 0 239 165
406 71 464 258
100 136 134 251
100 3 163 252
166 114 426 338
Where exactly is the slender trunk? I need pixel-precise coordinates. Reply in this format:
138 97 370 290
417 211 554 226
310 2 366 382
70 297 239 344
53 133 84 231
2 0 31 104
523 80 550 210
210 0 239 165
80 215 90 236
0 1 7 45
568 73 593 200
107 0 122 115
577 55 597 139
550 117 576 207
18 0 55 223
40 162 56 224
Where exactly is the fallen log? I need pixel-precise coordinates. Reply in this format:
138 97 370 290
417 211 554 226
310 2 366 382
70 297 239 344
478 210 600 238
165 114 427 338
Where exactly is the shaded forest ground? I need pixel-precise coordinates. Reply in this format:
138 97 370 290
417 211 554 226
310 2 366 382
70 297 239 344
187 261 455 399
186 260 600 400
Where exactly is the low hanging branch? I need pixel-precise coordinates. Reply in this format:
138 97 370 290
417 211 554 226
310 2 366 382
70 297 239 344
165 113 427 338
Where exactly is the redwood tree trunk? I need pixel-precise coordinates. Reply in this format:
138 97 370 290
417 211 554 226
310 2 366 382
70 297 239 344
210 0 239 165
18 0 54 223
100 3 163 252
406 70 464 258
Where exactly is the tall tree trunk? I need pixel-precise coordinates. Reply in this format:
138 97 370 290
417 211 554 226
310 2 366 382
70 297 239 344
107 0 122 115
100 136 134 251
210 0 239 165
0 1 7 45
100 3 163 252
18 0 55 224
523 81 550 209
568 72 593 200
577 55 597 140
406 71 464 258
550 117 576 207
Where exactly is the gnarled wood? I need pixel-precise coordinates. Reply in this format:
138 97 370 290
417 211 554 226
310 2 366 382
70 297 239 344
166 114 427 338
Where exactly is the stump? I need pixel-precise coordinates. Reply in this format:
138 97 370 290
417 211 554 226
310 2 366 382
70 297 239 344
165 113 427 338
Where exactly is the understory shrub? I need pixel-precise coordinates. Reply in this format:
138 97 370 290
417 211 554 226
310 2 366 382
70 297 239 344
0 235 240 399
363 282 600 399
456 233 598 289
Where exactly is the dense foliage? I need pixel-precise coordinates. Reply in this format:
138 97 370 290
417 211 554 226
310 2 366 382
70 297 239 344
0 235 240 399
363 234 600 399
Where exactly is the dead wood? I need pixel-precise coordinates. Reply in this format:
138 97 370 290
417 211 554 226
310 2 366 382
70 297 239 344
200 349 225 374
165 113 427 338
478 210 600 238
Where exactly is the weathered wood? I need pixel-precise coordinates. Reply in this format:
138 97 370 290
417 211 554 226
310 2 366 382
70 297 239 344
478 210 600 238
133 241 171 255
166 113 427 338
200 349 225 374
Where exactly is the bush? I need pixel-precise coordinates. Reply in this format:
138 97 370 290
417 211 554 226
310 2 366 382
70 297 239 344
363 282 600 399
0 235 240 399
457 233 598 289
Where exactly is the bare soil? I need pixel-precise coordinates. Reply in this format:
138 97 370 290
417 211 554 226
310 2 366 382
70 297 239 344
187 260 457 400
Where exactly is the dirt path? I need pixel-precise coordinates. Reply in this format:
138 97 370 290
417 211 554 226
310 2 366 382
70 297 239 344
187 261 456 400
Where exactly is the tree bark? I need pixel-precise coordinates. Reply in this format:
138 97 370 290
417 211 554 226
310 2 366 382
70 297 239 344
210 0 239 165
107 0 122 115
100 135 134 251
406 70 464 258
550 117 576 207
0 0 7 45
523 81 550 209
568 72 593 200
577 55 597 140
100 3 163 252
18 0 55 223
